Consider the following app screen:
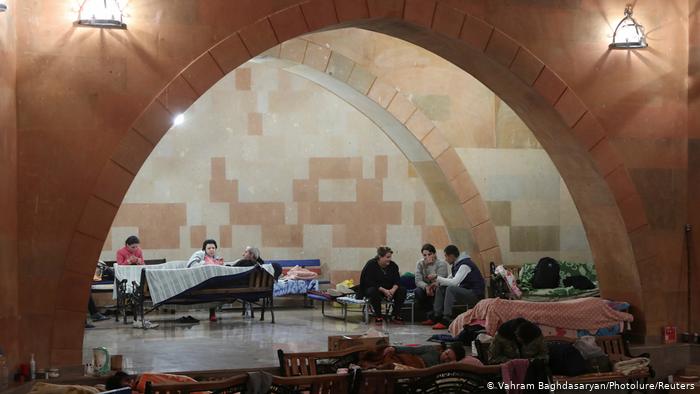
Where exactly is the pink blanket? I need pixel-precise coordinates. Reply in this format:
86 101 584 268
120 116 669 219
448 297 633 336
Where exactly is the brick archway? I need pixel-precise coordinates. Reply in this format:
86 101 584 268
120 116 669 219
53 1 647 366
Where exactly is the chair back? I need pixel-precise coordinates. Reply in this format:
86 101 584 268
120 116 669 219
268 373 349 394
277 346 367 376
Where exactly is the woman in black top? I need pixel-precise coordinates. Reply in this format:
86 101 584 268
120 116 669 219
359 246 407 323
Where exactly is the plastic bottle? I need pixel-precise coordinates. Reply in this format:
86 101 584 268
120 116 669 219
30 353 36 381
0 347 8 390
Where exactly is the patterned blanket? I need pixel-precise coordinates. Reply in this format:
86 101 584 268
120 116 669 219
273 279 319 296
448 297 633 336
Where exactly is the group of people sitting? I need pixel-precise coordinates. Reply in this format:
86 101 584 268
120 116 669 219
358 244 485 327
90 236 279 325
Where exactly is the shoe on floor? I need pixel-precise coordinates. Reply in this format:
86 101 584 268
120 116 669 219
91 313 110 322
209 315 217 322
374 317 384 324
143 320 159 329
392 316 404 324
175 316 189 323
85 322 95 329
186 315 200 323
432 322 448 330
421 319 436 326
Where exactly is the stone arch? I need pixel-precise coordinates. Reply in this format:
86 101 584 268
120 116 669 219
55 0 651 366
257 37 502 268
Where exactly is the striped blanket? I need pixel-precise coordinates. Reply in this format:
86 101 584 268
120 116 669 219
114 262 275 305
448 297 633 336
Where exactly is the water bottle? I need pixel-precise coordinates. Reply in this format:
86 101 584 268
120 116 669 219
30 353 36 381
0 347 8 390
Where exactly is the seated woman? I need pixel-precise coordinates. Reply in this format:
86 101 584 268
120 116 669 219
187 239 224 322
487 318 548 364
360 342 467 370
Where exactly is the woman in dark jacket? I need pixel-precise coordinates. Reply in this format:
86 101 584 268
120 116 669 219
359 246 407 324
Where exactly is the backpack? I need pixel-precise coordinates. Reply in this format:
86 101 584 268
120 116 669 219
532 257 560 289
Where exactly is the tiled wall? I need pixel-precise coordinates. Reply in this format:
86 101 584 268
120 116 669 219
101 65 449 274
299 29 593 265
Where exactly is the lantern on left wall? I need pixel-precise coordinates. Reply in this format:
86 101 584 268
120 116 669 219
0 1 7 12
75 0 127 29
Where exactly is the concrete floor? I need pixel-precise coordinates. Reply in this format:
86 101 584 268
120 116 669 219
82 307 438 373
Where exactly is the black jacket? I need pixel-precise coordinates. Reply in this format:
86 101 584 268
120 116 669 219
358 257 401 298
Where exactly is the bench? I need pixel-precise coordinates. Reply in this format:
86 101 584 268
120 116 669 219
277 346 367 376
123 264 276 327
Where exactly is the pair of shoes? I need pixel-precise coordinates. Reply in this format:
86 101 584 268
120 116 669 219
133 320 159 329
432 322 448 330
392 316 404 324
175 316 200 324
209 315 217 322
91 313 110 322
85 322 95 329
374 316 384 324
421 319 436 326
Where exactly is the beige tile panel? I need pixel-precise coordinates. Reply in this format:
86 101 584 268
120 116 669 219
436 148 464 181
356 179 383 202
230 202 286 225
303 43 331 72
450 170 479 203
112 203 187 249
386 225 422 254
367 78 397 108
462 197 490 227
248 112 263 135
473 221 499 251
374 155 388 179
262 224 303 247
480 246 503 266
414 201 426 225
307 202 402 225
235 68 252 90
190 225 207 248
319 179 357 202
421 129 450 159
326 52 355 82
509 226 560 252
387 92 417 124
309 157 363 179
231 225 262 250
422 225 450 249
510 200 561 226
333 224 387 247
293 179 319 202
347 65 375 95
210 179 239 203
279 39 308 63
302 224 334 252
486 201 511 226
405 110 435 141
219 225 232 248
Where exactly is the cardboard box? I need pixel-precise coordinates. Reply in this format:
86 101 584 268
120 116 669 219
328 334 389 351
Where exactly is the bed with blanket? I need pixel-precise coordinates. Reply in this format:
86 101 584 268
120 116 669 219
448 297 633 339
114 261 276 324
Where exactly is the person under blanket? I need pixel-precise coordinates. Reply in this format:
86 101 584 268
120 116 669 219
105 371 198 394
232 246 282 279
360 343 467 370
488 318 548 364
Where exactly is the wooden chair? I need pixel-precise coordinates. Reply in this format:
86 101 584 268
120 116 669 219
357 363 504 394
267 373 350 394
277 346 367 376
144 374 248 394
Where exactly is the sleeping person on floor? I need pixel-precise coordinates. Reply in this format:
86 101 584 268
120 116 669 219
487 318 548 365
358 342 471 370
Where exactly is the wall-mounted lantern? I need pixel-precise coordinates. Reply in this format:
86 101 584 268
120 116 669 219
609 4 647 49
75 0 127 29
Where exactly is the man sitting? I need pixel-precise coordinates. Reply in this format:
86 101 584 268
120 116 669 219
414 243 448 324
358 246 407 324
430 245 485 329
